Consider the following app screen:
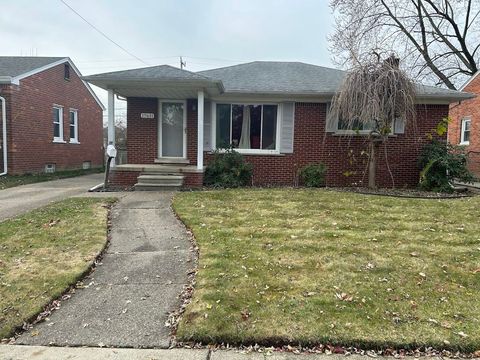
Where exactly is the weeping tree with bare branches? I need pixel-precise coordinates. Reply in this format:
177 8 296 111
331 54 416 188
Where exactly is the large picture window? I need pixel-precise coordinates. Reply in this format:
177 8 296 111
215 103 278 151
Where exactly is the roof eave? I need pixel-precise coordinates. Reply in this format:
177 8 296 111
0 76 12 84
221 90 474 103
83 77 225 95
415 93 476 103
1 57 105 110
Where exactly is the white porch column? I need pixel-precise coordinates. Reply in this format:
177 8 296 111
107 89 115 146
197 90 204 170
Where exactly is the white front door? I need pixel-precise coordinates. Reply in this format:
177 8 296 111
159 100 186 158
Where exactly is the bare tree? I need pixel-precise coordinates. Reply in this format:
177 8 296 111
330 0 480 89
331 54 416 188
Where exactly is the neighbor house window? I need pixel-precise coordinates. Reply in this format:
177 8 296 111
53 105 64 142
215 103 278 151
64 63 70 80
460 117 471 144
69 109 78 142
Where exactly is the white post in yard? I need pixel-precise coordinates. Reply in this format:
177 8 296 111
197 90 204 170
107 89 115 146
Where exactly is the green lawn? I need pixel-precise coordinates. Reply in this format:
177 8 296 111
173 189 480 351
0 168 104 190
0 197 115 339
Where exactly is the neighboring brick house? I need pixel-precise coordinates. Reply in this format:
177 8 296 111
449 72 480 177
84 62 472 189
0 56 105 175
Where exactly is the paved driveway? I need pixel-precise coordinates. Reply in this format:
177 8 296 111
16 191 193 348
0 173 103 221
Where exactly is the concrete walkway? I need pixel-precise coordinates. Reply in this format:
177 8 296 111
15 192 193 348
0 173 104 221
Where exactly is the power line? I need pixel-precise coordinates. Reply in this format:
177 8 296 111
59 0 148 66
76 55 178 64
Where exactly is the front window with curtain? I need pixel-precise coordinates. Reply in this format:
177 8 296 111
215 103 278 151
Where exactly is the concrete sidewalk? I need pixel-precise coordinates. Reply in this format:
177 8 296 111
0 345 393 360
0 173 104 221
15 192 193 348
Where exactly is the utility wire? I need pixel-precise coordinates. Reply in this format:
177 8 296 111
59 0 148 66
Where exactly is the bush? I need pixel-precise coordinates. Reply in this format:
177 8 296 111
204 147 253 188
418 139 476 192
299 163 327 187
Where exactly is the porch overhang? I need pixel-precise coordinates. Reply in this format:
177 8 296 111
82 77 224 99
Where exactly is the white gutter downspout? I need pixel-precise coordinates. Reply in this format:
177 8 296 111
0 96 7 176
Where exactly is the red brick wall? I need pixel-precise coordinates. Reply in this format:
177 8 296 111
124 97 448 188
126 97 197 165
2 63 103 175
126 97 158 163
183 172 203 188
109 170 139 187
449 76 480 177
186 99 198 166
206 103 448 188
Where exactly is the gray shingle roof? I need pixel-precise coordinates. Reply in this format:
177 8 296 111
199 61 345 94
0 56 65 77
84 64 212 81
199 61 472 99
84 61 473 101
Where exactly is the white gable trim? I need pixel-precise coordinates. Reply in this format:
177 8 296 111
10 57 105 110
460 71 480 91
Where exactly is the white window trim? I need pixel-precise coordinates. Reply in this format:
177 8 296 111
328 103 396 135
69 109 80 143
53 105 65 143
460 117 471 145
212 101 281 155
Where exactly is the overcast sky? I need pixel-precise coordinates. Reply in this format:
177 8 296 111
0 0 335 117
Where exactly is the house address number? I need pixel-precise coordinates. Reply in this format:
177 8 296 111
141 113 155 119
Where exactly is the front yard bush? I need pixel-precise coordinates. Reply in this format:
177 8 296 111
419 139 475 192
204 147 253 188
299 163 327 187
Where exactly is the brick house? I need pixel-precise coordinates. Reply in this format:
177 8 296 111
84 61 472 189
0 56 105 175
449 72 480 177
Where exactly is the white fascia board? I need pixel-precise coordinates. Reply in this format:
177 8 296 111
10 58 70 85
67 59 106 110
0 76 12 84
459 71 480 91
10 57 105 111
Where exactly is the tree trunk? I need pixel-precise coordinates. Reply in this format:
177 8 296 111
368 141 376 189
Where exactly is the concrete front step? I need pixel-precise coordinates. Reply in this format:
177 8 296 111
134 183 182 191
154 157 190 165
134 172 184 191
138 174 184 183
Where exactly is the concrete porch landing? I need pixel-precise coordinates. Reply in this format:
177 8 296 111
113 163 205 174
